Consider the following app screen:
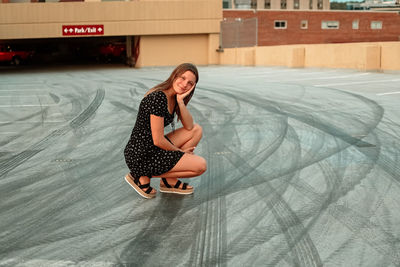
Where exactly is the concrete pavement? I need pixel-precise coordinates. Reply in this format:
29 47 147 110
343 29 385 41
1 65 399 266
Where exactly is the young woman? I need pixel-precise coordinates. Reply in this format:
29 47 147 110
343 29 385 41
124 63 207 199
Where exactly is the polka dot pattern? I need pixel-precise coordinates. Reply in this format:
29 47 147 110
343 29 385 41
124 91 184 179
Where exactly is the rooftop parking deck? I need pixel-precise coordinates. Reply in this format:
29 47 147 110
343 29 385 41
1 65 400 266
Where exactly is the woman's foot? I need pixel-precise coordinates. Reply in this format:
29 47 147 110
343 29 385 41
125 174 156 199
160 178 194 195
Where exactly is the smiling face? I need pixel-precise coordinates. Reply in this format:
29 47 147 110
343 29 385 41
172 70 197 95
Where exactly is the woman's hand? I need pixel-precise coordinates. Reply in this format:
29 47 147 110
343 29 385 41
176 85 195 103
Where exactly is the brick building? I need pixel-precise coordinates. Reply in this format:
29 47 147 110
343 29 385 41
223 10 400 47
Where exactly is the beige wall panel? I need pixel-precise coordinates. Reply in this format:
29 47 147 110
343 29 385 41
288 47 305 67
304 43 374 69
380 42 400 70
0 1 221 24
208 33 220 65
218 42 400 71
236 47 255 66
136 34 209 67
303 44 327 67
255 46 289 66
363 44 381 71
0 19 220 39
109 20 221 36
0 0 221 39
219 48 237 65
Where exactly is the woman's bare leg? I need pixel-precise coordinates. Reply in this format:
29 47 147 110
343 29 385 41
135 176 156 194
161 124 205 188
158 133 207 190
166 123 202 151
157 153 207 178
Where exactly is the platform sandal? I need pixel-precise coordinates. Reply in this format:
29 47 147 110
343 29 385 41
124 173 156 199
160 178 194 195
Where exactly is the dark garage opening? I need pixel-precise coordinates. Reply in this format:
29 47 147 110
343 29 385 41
0 36 128 66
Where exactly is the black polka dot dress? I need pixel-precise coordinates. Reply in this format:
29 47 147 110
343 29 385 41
124 90 184 179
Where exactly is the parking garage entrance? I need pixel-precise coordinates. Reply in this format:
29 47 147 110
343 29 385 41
0 36 139 67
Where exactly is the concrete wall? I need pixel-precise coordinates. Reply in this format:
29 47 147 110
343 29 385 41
0 0 221 39
0 0 221 67
136 34 209 67
218 42 400 71
135 32 220 67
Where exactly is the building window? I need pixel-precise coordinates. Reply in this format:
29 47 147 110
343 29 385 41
274 20 287 29
294 0 300 9
309 0 313 9
301 20 308 29
321 21 339 29
352 20 359 30
251 0 257 9
281 0 287 9
371 21 382 29
223 0 231 8
317 0 323 9
265 0 271 8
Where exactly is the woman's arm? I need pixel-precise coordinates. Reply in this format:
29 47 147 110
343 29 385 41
150 114 182 151
176 86 195 130
177 100 194 130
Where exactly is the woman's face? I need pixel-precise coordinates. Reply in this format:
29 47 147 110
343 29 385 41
172 70 196 95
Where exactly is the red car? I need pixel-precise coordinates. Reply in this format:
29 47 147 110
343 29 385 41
0 45 33 65
98 43 126 62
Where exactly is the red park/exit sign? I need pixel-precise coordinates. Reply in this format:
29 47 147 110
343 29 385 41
62 25 104 36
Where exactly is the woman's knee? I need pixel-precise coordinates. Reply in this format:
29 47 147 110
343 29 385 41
196 156 207 175
192 123 203 139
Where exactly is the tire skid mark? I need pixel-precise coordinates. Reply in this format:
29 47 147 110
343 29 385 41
230 154 323 267
0 200 152 256
0 164 105 253
379 116 400 139
203 85 383 150
0 88 105 178
263 148 323 266
1 188 83 254
3 70 398 266
199 86 386 198
260 121 317 266
118 197 187 266
188 93 237 267
192 153 227 267
274 125 323 267
188 90 256 266
195 84 383 265
5 169 135 253
287 134 400 265
308 86 400 181
69 88 105 129
329 204 400 266
2 88 218 263
358 128 400 183
192 90 322 266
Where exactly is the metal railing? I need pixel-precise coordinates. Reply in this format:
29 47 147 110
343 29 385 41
220 17 258 48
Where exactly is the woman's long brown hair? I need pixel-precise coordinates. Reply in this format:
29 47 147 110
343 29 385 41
146 63 199 120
